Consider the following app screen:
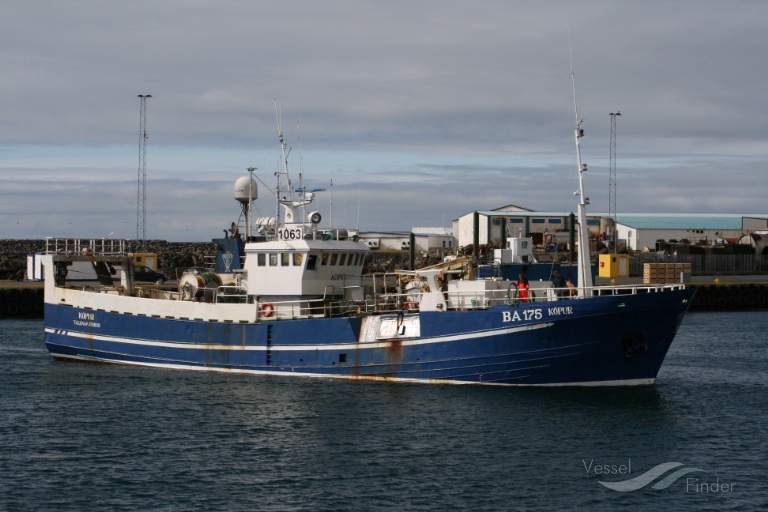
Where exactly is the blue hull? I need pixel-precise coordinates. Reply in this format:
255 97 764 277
43 288 695 386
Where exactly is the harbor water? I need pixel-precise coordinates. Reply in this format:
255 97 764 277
1 313 766 511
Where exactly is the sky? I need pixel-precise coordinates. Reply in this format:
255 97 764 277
1 0 766 242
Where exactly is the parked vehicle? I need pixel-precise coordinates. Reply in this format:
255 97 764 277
134 265 168 284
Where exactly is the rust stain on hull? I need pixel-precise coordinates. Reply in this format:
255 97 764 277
386 338 403 361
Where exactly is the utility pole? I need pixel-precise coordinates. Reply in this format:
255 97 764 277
609 111 621 250
137 94 152 245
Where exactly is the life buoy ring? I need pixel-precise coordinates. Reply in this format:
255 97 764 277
260 303 274 317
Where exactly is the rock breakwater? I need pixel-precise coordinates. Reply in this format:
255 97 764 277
0 239 447 280
0 239 218 281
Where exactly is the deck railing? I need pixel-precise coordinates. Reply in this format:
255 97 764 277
45 238 130 256
248 281 688 320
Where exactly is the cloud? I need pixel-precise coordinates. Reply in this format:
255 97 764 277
1 1 766 241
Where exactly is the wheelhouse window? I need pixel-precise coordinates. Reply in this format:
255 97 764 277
307 254 318 271
321 253 329 266
293 253 304 267
330 253 338 265
339 253 347 266
281 253 290 266
257 253 266 266
269 253 277 266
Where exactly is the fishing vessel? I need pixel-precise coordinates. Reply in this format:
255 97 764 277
40 112 695 386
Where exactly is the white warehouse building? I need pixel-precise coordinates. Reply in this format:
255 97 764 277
359 228 454 252
363 209 768 254
452 206 602 248
615 214 768 251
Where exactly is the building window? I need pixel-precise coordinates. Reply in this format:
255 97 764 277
532 219 545 224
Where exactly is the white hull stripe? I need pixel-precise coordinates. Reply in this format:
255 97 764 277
47 353 654 387
45 322 554 352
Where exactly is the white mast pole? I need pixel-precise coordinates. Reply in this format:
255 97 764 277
568 24 594 292
274 100 293 224
246 167 257 240
330 171 334 229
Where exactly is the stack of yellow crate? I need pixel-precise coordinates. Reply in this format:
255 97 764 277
643 263 692 284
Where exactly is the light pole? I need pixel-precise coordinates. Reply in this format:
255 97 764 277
137 94 152 245
609 111 621 250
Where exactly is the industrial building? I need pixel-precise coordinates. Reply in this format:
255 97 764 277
451 209 768 252
614 214 768 251
452 207 602 248
362 208 768 255
358 228 454 252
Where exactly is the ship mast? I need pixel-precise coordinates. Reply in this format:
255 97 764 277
568 25 593 292
272 102 323 231
274 100 293 224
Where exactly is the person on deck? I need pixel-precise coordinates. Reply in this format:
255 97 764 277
552 270 567 299
518 274 530 303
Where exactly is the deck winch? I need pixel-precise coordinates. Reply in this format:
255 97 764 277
178 272 222 301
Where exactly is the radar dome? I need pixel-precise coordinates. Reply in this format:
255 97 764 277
234 176 258 204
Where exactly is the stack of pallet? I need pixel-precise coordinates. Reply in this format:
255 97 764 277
643 263 692 284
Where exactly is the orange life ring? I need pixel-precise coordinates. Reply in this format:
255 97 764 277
260 303 274 317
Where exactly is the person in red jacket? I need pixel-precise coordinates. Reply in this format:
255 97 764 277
518 274 530 303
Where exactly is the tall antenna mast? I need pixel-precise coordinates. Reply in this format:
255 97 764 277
274 101 294 215
297 122 304 188
609 111 621 249
136 94 152 245
567 23 593 291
